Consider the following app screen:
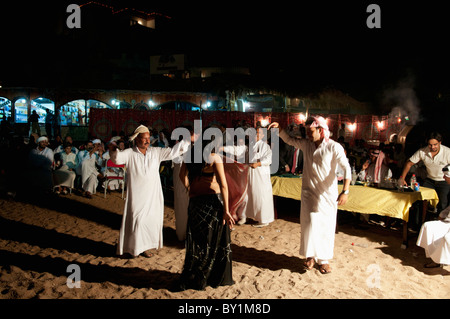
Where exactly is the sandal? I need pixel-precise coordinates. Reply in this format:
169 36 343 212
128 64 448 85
140 251 154 258
319 264 332 274
424 261 440 268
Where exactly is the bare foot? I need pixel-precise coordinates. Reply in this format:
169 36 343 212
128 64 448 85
304 257 315 270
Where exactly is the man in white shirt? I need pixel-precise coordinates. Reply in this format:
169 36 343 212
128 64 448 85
400 132 450 213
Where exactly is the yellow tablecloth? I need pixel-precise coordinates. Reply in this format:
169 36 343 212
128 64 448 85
271 176 439 222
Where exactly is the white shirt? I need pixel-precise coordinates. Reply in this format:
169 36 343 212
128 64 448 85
409 145 450 181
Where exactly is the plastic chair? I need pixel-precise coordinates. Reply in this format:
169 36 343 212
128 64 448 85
104 159 126 199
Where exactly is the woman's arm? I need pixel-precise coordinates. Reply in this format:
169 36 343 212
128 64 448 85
212 154 235 229
179 162 190 190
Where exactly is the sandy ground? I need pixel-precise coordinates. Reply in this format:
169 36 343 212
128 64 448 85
0 190 449 300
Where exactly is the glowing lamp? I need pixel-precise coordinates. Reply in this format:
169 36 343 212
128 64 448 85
377 121 384 130
260 119 269 127
349 123 357 132
298 113 306 122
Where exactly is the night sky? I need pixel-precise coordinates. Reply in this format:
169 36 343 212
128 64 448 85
1 1 449 110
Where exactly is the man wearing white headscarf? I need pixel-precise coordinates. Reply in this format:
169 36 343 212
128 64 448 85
110 125 185 258
269 117 351 274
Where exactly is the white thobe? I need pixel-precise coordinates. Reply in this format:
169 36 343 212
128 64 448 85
417 206 450 265
172 140 191 241
280 131 351 262
53 152 77 188
245 140 274 224
111 144 182 256
81 153 101 194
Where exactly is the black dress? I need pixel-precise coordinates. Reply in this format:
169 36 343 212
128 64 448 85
179 193 234 290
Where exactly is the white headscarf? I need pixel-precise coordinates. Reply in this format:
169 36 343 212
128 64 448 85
129 125 150 141
308 116 330 142
36 136 48 143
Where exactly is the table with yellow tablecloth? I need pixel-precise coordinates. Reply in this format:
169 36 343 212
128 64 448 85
271 176 439 222
271 176 439 248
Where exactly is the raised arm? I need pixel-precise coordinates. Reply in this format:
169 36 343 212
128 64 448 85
268 122 303 149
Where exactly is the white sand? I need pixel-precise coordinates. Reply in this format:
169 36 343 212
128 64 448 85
0 192 449 299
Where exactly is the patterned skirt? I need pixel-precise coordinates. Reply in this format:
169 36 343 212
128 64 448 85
179 194 234 290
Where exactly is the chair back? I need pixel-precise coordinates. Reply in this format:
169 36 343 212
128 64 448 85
106 159 124 169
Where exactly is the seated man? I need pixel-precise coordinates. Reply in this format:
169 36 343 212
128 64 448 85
357 148 392 184
54 135 78 155
77 140 104 198
53 142 78 195
416 170 450 267
29 136 54 194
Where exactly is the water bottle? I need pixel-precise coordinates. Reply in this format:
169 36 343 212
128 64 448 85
351 166 357 185
414 182 420 191
410 174 417 190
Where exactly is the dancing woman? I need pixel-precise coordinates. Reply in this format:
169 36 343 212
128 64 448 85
178 138 235 290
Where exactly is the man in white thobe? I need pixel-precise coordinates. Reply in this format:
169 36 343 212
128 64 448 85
270 117 351 274
110 125 183 258
416 171 450 267
245 127 274 227
79 139 103 198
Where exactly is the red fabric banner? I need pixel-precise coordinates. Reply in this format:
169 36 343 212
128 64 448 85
89 109 397 145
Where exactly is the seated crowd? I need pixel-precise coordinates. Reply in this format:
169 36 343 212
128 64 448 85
0 123 411 201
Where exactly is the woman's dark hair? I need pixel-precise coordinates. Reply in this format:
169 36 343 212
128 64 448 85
185 127 223 183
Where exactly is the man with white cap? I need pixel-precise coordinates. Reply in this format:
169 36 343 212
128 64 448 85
29 136 54 193
110 125 185 258
269 117 351 274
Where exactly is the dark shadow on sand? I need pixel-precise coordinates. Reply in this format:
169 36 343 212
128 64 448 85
231 244 306 274
13 194 123 230
0 217 115 257
0 249 179 291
